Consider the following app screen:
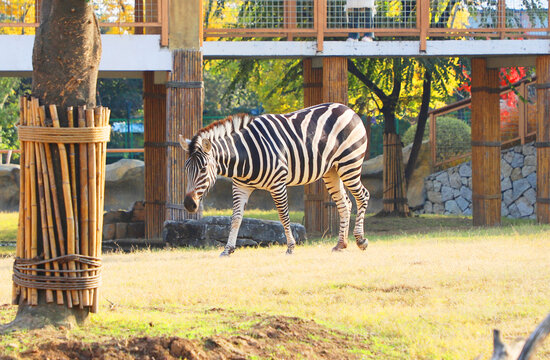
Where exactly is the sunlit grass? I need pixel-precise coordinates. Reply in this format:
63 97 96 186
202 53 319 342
1 227 549 359
0 212 17 244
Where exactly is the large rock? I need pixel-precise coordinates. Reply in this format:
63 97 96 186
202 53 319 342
361 140 432 211
163 216 307 248
0 165 20 211
104 159 144 211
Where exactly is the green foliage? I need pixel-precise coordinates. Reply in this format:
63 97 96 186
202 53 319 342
97 79 143 118
402 115 471 161
0 78 30 159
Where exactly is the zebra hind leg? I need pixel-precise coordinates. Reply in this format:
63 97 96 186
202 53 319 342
322 168 351 252
270 184 296 255
340 170 370 250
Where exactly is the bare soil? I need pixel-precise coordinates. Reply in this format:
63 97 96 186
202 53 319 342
0 313 370 360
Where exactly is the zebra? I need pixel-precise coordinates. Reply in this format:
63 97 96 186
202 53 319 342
179 102 370 256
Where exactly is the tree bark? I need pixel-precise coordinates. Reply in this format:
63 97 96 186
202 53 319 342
405 71 432 185
4 0 101 331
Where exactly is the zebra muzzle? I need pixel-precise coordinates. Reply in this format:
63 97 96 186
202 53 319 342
184 193 199 213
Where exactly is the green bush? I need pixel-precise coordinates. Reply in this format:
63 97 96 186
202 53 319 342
402 116 471 162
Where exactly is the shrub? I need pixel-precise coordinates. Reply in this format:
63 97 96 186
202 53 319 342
402 116 471 162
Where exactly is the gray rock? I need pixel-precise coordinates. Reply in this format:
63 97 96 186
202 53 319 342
512 178 530 201
163 216 307 248
461 177 468 185
503 151 514 164
463 207 472 216
523 144 535 156
501 177 512 192
433 203 445 214
450 172 462 189
425 180 433 191
445 200 460 214
456 196 470 211
0 165 20 211
433 180 442 192
527 172 537 189
511 152 524 168
453 188 461 198
468 177 472 188
513 145 523 154
501 203 509 217
105 159 144 211
503 189 514 206
441 186 454 202
459 163 472 177
501 160 513 178
523 188 537 205
424 201 433 213
427 190 442 204
524 154 536 167
522 165 536 177
436 172 450 186
508 203 521 218
515 197 534 217
460 186 472 201
510 167 523 181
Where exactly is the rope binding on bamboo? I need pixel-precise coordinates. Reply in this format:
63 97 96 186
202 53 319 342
13 255 101 291
17 125 110 143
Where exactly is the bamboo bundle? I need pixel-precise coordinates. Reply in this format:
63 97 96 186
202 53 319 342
382 133 410 215
12 97 110 313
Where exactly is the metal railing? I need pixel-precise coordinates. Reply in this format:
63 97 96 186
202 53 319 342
429 78 537 169
203 0 550 50
0 0 168 46
1 0 548 50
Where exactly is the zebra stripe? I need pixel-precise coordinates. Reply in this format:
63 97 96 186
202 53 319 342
180 102 370 256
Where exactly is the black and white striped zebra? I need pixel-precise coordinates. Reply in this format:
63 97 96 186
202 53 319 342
179 102 370 256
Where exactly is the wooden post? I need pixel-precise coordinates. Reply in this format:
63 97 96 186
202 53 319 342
536 55 550 223
303 57 347 236
519 81 526 144
166 50 203 221
471 58 501 226
284 0 297 40
143 71 168 240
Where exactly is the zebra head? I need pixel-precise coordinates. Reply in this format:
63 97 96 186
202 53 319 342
179 134 217 213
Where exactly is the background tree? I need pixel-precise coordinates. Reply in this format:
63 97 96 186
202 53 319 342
8 0 101 330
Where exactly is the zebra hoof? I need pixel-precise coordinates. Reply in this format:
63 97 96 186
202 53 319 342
286 248 294 255
356 238 369 250
220 246 235 257
219 252 231 257
332 244 347 252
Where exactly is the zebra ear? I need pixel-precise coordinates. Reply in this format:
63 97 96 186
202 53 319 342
202 138 212 153
179 135 191 152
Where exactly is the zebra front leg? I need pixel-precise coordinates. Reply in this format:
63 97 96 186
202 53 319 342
322 168 352 252
220 183 254 257
270 184 295 255
341 175 370 250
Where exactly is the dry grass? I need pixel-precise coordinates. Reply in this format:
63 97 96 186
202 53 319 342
1 227 549 359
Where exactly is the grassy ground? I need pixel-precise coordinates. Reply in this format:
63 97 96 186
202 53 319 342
0 210 549 359
0 212 17 257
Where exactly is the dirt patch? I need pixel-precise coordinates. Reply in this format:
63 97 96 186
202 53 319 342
1 314 370 360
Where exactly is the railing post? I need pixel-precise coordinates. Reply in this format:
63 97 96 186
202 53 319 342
316 0 326 52
429 112 436 167
418 0 429 52
160 0 169 47
497 0 506 39
519 81 526 144
284 0 297 40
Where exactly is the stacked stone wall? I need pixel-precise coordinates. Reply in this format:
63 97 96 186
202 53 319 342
422 142 537 219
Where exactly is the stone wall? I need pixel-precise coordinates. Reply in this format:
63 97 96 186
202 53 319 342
422 142 537 219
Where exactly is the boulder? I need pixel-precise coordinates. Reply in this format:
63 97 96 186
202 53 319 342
104 159 144 211
361 140 432 211
0 165 20 211
163 216 307 248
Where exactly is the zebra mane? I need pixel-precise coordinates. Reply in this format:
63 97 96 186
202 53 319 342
192 113 254 149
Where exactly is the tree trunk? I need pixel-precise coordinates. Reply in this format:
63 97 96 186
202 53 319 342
405 71 432 185
4 0 101 331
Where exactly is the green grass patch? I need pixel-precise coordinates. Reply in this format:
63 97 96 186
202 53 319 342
0 212 18 244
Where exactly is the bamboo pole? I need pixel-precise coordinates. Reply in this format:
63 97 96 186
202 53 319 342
78 106 91 307
14 97 27 304
31 99 54 304
86 108 97 309
50 105 79 306
38 105 70 306
28 99 38 306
